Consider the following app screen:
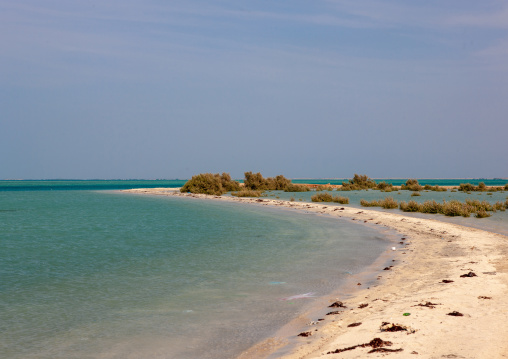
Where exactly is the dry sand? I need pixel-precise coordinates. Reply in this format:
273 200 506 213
122 188 508 358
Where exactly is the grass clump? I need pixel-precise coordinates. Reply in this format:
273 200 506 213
284 183 311 192
231 190 262 197
340 174 377 191
181 172 240 195
424 184 447 192
411 192 421 197
475 209 491 218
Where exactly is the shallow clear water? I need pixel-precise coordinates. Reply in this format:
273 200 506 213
0 189 392 359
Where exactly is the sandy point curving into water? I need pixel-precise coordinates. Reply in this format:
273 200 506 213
122 188 508 358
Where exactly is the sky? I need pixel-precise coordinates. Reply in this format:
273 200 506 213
1 0 508 180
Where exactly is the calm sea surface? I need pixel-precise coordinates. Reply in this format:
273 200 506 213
0 181 394 359
1 180 507 359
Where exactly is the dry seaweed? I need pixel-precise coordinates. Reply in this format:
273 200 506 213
298 331 312 337
358 303 369 309
326 311 341 315
447 311 464 316
460 272 477 277
329 301 346 308
380 322 416 333
368 348 403 353
442 279 454 283
478 296 492 299
414 301 439 309
327 338 393 354
347 322 362 327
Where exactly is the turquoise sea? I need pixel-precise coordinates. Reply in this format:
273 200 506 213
1 179 507 359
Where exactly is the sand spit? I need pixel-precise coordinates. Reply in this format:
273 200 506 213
122 188 508 358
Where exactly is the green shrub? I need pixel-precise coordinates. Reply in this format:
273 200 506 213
505 184 508 190
311 192 334 202
379 197 398 209
341 174 376 191
376 182 393 191
411 192 421 197
231 190 262 197
284 183 311 192
399 200 421 212
475 209 491 218
441 200 470 217
266 175 292 190
220 172 241 192
478 182 486 190
360 199 380 207
181 173 237 196
244 172 292 191
333 196 349 204
401 179 423 191
420 200 441 214
458 183 476 192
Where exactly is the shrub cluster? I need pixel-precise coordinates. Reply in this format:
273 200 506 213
360 197 398 209
458 182 507 192
399 199 507 218
180 173 240 195
284 183 311 192
311 193 349 204
231 190 262 198
423 184 447 192
401 179 423 192
340 174 377 191
244 172 291 191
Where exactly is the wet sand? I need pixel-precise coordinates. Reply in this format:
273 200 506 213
123 188 508 358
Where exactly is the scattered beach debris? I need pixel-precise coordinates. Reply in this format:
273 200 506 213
369 348 404 353
329 301 346 308
348 322 362 327
414 301 440 309
358 303 369 309
327 338 396 355
326 311 341 315
447 311 464 316
442 279 454 283
279 292 316 301
478 296 492 299
380 322 416 333
298 331 312 337
460 272 477 278
403 313 411 316
391 247 396 251
482 271 497 275
269 281 286 285
384 266 393 270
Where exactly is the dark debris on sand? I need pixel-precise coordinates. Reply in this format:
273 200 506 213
327 338 398 355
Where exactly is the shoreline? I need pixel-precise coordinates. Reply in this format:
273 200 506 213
122 188 508 358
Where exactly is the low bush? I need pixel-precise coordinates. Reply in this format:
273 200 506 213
231 190 262 197
401 179 423 191
420 200 441 214
411 192 421 197
311 192 334 202
334 196 349 204
340 174 377 191
380 197 398 209
284 183 311 192
360 199 380 207
181 172 240 195
475 209 491 218
399 200 421 212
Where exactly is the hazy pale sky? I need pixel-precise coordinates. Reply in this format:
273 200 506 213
2 1 507 179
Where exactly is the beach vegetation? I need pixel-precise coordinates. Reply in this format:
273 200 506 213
243 172 293 191
360 199 379 207
399 200 421 212
335 196 350 204
290 196 295 202
284 183 311 192
231 189 262 197
380 197 398 209
401 179 423 191
340 174 377 191
180 172 240 196
411 192 421 197
311 192 334 202
475 209 491 218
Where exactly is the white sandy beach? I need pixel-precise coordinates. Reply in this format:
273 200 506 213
123 188 508 358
